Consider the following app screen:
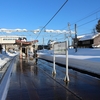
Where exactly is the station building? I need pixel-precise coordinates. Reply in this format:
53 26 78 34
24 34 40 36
0 36 25 51
0 36 38 59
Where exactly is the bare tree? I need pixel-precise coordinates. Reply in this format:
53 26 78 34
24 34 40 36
96 20 100 32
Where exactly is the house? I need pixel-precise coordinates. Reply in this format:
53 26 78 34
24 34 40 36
92 33 100 47
77 34 94 48
76 33 100 48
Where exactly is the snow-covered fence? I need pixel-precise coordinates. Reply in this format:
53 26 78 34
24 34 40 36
0 56 18 100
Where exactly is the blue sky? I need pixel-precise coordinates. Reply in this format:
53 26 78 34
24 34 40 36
0 0 100 44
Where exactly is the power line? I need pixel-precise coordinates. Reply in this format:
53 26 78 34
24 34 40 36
51 18 98 38
37 2 100 43
79 28 93 33
77 18 97 28
35 0 68 39
71 9 100 26
69 17 99 31
61 8 100 30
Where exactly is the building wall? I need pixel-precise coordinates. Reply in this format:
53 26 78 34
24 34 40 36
0 36 25 50
93 34 100 47
78 39 93 48
0 36 19 44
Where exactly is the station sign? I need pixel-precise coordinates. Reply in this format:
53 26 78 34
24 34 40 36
54 42 66 55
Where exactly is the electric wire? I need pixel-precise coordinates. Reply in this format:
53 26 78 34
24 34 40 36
37 4 100 43
35 0 68 39
61 7 100 32
52 17 99 39
71 9 100 26
77 18 98 28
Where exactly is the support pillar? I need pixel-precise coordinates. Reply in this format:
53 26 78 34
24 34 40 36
64 41 69 82
52 53 56 75
52 45 56 75
19 43 22 59
29 44 33 53
5 45 6 54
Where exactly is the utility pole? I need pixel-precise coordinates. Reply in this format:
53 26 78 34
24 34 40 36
68 23 71 48
68 22 71 33
43 37 44 50
75 24 77 52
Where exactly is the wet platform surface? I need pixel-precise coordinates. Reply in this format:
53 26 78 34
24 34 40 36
6 58 100 100
6 58 79 100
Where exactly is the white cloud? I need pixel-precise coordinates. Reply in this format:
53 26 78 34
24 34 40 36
44 29 75 34
0 28 28 33
33 29 40 34
0 28 75 34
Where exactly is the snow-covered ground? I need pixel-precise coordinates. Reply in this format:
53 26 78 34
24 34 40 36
38 48 100 76
0 50 18 69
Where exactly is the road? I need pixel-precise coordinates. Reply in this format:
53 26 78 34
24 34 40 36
6 58 100 100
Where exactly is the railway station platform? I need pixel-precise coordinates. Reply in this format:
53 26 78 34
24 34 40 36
6 57 81 100
5 57 100 100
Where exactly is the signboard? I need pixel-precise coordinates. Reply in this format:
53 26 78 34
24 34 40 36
54 42 66 55
53 41 69 81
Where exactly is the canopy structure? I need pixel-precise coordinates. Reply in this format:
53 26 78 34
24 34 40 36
15 39 38 59
15 40 38 46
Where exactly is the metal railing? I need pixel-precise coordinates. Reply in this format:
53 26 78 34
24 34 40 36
0 55 18 100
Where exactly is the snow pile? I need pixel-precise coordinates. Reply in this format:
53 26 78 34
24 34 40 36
38 48 100 75
38 48 100 62
0 50 18 69
68 48 100 62
38 49 54 54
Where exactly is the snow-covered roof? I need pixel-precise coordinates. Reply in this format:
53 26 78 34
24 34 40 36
93 33 100 38
77 35 85 39
79 34 94 41
78 33 100 41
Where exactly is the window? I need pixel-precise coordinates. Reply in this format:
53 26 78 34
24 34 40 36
3 38 17 40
